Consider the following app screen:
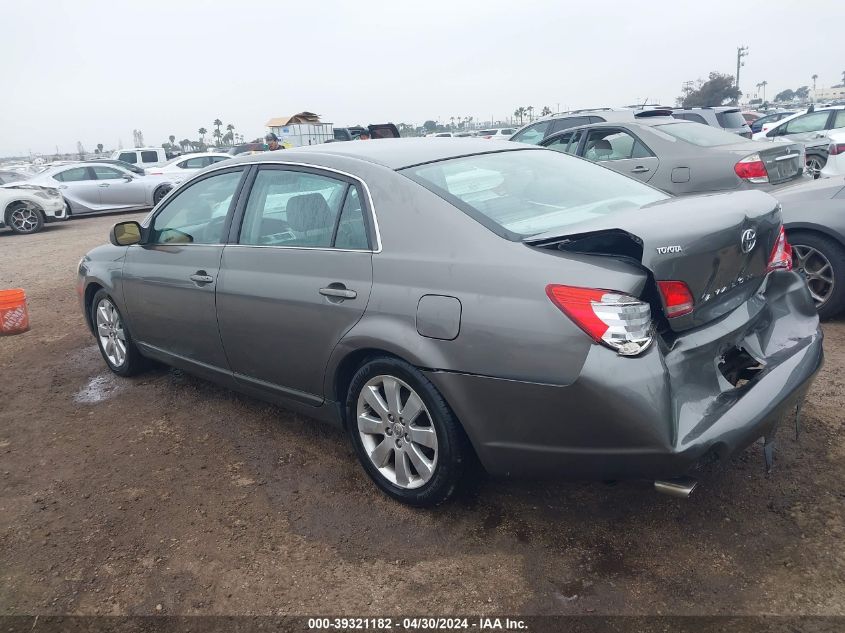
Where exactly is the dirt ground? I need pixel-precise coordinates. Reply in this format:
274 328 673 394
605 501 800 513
0 214 843 618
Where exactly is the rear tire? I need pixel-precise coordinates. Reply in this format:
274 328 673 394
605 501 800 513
153 186 169 205
789 231 845 319
90 289 148 376
5 202 44 234
64 198 73 217
346 356 468 506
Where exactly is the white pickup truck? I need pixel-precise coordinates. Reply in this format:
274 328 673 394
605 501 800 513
111 147 169 169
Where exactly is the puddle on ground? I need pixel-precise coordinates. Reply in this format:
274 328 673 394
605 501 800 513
73 373 123 404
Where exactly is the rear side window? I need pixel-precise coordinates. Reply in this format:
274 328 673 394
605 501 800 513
403 150 667 239
549 116 590 134
583 129 653 161
499 129 515 135
334 187 369 250
182 157 209 169
510 121 551 144
91 166 125 180
784 111 831 134
141 151 159 163
53 167 91 182
833 110 845 129
715 111 747 128
238 170 348 247
118 152 137 164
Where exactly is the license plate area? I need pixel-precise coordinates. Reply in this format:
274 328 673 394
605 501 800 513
718 346 765 387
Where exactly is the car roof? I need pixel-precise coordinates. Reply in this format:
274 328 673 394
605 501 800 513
673 106 739 112
225 138 540 170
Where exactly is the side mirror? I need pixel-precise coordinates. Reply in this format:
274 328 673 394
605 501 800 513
110 221 143 246
123 174 134 181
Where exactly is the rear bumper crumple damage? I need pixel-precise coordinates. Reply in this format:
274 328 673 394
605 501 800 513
426 271 823 479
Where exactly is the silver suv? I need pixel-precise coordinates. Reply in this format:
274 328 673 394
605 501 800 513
671 107 752 138
509 108 673 145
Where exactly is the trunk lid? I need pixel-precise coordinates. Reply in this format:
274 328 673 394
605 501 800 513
719 140 805 185
525 190 782 332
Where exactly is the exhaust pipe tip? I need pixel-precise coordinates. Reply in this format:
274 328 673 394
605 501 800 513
654 477 698 498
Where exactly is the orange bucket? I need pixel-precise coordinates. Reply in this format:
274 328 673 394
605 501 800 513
0 289 30 336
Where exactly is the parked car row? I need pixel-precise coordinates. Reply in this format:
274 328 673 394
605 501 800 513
78 139 822 505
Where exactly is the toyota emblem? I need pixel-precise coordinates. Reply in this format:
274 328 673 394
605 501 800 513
741 228 757 254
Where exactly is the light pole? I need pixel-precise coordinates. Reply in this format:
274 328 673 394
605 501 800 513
736 45 749 96
812 74 818 102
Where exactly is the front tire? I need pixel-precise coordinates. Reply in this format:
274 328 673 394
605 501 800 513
5 202 44 234
346 357 468 506
790 231 845 319
153 186 169 205
806 154 826 179
90 290 147 376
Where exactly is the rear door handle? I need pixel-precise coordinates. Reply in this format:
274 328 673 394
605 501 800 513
190 273 214 284
631 166 650 173
98 183 110 188
319 286 357 300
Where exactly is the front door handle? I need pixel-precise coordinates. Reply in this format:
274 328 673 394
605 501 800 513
631 166 650 174
190 273 214 284
319 286 357 300
98 183 110 188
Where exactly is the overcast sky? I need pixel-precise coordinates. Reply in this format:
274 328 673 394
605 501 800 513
0 0 841 156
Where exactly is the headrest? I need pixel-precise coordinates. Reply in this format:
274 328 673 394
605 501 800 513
286 193 333 232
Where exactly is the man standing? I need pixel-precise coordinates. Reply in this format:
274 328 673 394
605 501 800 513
265 133 285 151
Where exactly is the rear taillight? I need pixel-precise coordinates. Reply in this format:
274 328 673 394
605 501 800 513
767 225 793 272
829 143 845 156
735 153 769 183
546 285 653 356
657 281 694 318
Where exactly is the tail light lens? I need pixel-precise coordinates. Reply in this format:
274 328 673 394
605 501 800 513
829 143 845 156
546 285 653 356
767 225 793 272
657 281 694 317
735 153 769 183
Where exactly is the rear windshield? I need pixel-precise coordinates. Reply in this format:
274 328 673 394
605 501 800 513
499 129 515 135
653 122 749 147
402 149 667 239
715 110 747 128
477 130 496 136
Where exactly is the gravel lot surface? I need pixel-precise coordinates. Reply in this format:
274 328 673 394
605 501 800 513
1 215 843 618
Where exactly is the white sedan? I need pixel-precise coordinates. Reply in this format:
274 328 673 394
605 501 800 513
821 132 845 177
0 181 68 234
144 152 232 185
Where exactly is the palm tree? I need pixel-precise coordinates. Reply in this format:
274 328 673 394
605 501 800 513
213 118 222 140
760 80 767 102
541 106 552 117
226 124 235 145
180 139 191 152
96 143 104 154
168 135 176 146
198 127 207 145
812 74 818 100
526 106 535 122
513 107 525 124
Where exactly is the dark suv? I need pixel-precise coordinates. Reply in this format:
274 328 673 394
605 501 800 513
671 107 752 138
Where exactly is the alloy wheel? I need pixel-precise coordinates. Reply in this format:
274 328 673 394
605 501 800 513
356 375 438 489
806 156 824 179
95 298 127 367
793 244 834 307
10 205 40 233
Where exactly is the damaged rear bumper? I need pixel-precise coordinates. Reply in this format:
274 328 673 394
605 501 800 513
426 271 823 479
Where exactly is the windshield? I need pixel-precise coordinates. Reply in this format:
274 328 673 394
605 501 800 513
715 110 747 128
402 149 667 239
652 122 749 147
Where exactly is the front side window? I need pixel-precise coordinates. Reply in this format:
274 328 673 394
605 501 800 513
784 111 830 134
833 110 845 129
510 122 551 145
238 169 349 247
543 130 582 155
149 170 242 244
53 167 91 182
91 166 125 180
403 149 667 239
141 151 159 163
118 152 137 164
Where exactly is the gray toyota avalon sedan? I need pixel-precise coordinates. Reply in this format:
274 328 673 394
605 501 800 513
77 139 823 506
